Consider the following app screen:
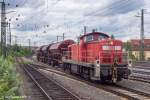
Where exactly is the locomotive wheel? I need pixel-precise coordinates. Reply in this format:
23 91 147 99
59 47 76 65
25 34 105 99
63 63 66 71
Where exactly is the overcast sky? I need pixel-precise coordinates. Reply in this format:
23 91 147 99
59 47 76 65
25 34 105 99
1 0 150 46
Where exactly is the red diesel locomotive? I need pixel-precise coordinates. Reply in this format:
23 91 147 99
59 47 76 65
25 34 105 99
37 31 130 83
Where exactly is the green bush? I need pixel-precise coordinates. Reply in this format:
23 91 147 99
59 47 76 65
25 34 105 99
8 45 33 57
0 56 21 100
0 45 32 100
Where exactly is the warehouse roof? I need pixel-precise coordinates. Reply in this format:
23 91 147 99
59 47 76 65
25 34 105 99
129 39 150 51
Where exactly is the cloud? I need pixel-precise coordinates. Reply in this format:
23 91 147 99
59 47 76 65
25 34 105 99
3 0 150 46
93 0 144 16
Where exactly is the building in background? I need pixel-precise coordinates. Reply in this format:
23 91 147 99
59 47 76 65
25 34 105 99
128 39 150 61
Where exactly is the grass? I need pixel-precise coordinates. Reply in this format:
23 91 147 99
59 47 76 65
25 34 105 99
0 56 21 100
0 45 34 100
21 61 33 65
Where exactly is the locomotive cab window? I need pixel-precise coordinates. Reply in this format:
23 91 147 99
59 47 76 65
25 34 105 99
84 35 93 42
99 34 109 40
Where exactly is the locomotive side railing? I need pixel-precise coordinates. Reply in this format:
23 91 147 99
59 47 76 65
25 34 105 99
62 50 95 63
63 50 128 64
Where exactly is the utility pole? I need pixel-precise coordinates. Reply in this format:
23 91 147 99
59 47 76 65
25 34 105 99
62 33 65 41
84 26 87 34
140 9 145 61
57 36 59 42
136 9 145 61
28 39 31 50
140 9 144 61
92 29 96 33
6 22 11 46
1 0 7 57
14 35 17 45
57 33 65 42
8 23 11 46
139 9 145 61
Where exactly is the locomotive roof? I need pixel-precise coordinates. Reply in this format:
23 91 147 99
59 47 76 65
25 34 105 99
50 40 75 50
80 32 109 38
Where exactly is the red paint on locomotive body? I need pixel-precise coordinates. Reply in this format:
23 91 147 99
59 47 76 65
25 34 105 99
36 32 130 82
69 32 126 65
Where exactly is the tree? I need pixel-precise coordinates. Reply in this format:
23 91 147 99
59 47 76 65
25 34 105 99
124 42 132 51
124 42 136 60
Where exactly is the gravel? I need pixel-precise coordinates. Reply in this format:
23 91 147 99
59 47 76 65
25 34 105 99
24 57 150 100
39 69 127 100
16 59 46 100
117 79 150 95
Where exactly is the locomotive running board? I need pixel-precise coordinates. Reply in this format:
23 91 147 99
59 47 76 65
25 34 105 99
63 59 94 68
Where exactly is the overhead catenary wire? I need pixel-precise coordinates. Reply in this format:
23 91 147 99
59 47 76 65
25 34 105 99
30 0 62 21
14 0 131 34
5 0 148 46
44 0 134 33
14 0 63 34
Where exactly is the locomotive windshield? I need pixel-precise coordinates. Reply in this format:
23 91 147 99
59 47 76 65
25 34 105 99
84 35 93 42
99 34 109 40
83 32 109 42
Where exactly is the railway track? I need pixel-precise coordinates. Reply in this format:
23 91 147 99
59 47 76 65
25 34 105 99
16 58 49 100
131 69 150 75
129 75 150 84
132 62 150 70
23 64 81 100
99 84 150 100
29 63 150 100
129 67 150 83
133 67 150 70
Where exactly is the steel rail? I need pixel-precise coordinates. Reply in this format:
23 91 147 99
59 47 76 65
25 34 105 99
23 64 81 100
30 63 150 100
23 65 53 100
129 76 150 84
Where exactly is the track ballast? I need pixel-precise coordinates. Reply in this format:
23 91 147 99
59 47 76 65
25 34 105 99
23 64 81 100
